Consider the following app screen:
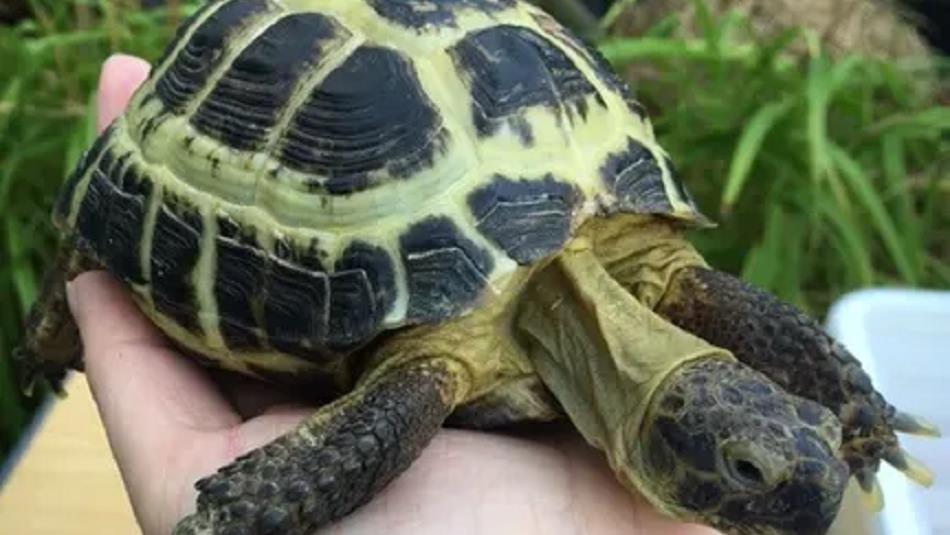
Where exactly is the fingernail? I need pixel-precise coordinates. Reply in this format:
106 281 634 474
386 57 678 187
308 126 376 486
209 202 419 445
96 53 151 133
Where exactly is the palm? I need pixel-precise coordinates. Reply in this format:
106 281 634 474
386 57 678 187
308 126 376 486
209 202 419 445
76 55 717 535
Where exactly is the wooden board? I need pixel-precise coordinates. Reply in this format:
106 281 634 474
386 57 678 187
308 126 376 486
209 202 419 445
0 375 138 534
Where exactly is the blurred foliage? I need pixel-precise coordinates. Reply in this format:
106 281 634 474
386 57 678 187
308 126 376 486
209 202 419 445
600 0 950 312
0 0 201 468
0 0 947 467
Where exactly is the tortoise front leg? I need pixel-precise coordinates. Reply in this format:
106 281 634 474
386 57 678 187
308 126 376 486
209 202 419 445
173 357 467 535
655 266 939 502
15 238 96 395
518 246 849 535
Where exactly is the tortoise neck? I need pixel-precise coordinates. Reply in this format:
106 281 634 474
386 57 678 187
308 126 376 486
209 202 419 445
514 243 732 506
578 213 708 309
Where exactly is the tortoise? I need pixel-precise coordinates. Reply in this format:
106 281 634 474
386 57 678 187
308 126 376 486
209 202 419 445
17 0 939 534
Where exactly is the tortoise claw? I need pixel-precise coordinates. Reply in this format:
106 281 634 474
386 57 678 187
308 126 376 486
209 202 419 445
884 446 934 488
855 469 885 512
892 410 941 438
12 346 69 399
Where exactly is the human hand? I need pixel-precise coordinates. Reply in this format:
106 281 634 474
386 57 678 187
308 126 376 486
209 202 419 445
71 53 718 535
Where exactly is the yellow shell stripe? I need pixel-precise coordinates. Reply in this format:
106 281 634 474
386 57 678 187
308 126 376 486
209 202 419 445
56 1 327 377
123 0 522 328
143 2 290 363
59 0 700 376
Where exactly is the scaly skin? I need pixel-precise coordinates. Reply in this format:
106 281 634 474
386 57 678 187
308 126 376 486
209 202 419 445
173 358 465 535
14 238 92 395
641 359 848 535
517 242 849 535
656 268 908 488
596 214 937 505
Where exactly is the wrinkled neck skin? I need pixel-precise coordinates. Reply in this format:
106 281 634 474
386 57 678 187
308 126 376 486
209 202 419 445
584 214 708 308
515 223 734 517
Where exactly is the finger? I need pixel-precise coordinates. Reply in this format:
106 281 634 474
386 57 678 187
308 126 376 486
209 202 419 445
96 53 151 132
67 272 243 534
68 271 240 436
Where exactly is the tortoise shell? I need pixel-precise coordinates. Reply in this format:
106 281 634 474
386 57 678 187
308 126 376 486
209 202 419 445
53 0 705 377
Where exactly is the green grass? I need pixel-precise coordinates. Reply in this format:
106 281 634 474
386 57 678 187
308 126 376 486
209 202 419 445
0 0 947 465
599 4 950 312
0 0 201 466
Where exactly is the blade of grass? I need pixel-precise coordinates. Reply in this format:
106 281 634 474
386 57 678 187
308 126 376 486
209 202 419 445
5 218 39 312
599 37 758 64
721 98 794 213
817 196 874 286
0 78 23 139
828 143 918 283
870 107 950 138
599 0 639 30
880 133 922 274
926 255 950 286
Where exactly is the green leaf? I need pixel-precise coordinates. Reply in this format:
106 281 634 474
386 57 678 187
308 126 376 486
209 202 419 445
599 0 640 30
0 77 23 139
599 37 755 64
5 218 38 312
817 196 874 286
828 143 918 284
721 98 794 213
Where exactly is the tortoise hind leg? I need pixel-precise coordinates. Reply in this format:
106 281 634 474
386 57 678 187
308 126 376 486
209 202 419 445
173 357 467 535
654 266 940 505
14 239 95 395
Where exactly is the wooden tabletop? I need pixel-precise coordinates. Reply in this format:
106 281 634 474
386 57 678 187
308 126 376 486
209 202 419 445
0 375 138 534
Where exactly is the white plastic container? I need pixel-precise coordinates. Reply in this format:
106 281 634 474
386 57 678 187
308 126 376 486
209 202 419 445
825 289 950 535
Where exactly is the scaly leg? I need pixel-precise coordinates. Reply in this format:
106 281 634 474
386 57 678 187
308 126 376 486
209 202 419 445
518 245 848 535
656 266 939 505
15 238 96 395
589 215 938 505
173 357 467 535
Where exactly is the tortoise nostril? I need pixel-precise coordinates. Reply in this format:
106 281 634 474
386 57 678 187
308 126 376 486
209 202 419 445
733 459 765 485
726 454 771 489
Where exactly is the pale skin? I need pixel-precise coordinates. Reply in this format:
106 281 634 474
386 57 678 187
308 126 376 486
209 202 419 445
71 54 719 535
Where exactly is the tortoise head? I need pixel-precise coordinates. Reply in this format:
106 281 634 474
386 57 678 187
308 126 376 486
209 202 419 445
636 359 849 535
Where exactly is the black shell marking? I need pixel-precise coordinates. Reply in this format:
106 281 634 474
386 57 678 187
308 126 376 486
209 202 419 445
74 149 150 285
327 242 396 351
74 147 122 254
150 198 204 333
273 236 325 271
664 155 699 210
150 0 220 73
449 25 598 139
55 123 116 225
531 11 624 94
100 163 151 284
191 13 345 151
529 10 647 120
279 45 446 193
401 216 494 323
214 225 395 356
154 0 270 113
368 0 515 29
326 276 374 352
600 137 673 213
61 0 710 371
263 260 330 360
214 226 267 350
468 174 579 264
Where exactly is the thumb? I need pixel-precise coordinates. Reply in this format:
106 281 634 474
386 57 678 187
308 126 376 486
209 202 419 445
96 54 151 133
